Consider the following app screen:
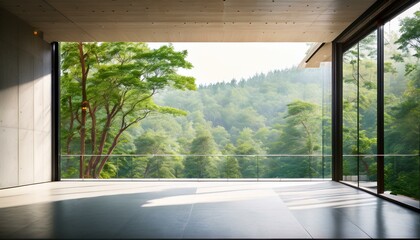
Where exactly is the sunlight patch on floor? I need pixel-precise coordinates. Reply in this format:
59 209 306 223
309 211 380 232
141 189 275 207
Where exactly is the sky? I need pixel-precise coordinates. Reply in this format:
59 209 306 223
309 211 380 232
148 42 312 86
386 2 419 32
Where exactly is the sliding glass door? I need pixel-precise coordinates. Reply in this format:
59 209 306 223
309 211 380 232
342 31 378 192
341 2 419 208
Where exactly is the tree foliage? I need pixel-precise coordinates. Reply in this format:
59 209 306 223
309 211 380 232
184 130 220 178
61 42 195 178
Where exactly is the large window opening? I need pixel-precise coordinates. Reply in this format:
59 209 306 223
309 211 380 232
340 2 419 209
59 43 332 180
383 5 419 207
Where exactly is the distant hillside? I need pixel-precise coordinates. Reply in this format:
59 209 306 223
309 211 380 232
135 66 329 155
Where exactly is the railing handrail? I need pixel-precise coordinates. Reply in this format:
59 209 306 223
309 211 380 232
61 154 326 157
59 154 419 157
343 154 419 157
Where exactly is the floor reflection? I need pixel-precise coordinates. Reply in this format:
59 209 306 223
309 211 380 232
0 181 418 239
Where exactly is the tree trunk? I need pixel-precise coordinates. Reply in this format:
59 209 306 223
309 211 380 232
301 120 314 154
92 111 114 177
85 105 97 177
66 96 75 155
80 110 86 178
95 129 125 178
78 42 88 178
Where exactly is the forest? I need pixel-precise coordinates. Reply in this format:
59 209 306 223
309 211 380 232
60 54 331 180
60 10 418 200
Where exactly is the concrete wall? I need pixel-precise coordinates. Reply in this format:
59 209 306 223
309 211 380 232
0 8 52 188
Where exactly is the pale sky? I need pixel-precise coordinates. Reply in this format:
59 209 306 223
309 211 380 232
148 42 312 86
386 2 419 32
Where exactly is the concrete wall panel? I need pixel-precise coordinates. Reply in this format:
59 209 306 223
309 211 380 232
0 85 18 128
18 129 34 185
0 7 52 188
0 127 18 188
34 75 43 131
18 20 35 56
18 50 34 130
42 74 51 132
43 131 52 181
0 45 19 128
0 9 18 46
33 130 44 182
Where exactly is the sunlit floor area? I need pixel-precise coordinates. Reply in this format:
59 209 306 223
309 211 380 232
0 181 419 239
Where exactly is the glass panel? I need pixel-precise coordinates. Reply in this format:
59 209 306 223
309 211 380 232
384 4 420 207
342 31 378 190
60 156 79 178
342 44 359 186
60 155 335 180
358 31 378 191
321 62 333 179
384 156 419 208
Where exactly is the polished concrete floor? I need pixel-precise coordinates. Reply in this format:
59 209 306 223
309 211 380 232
0 181 419 239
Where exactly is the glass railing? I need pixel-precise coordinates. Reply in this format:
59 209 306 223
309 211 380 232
384 154 419 208
342 154 378 191
60 154 332 180
342 154 419 208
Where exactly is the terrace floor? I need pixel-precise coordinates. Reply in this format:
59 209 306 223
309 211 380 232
0 181 419 239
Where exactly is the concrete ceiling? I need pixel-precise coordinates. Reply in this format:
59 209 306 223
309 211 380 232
0 0 376 43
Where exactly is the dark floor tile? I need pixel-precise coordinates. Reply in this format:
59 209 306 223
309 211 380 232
116 205 192 238
336 202 420 238
183 208 310 238
289 208 370 239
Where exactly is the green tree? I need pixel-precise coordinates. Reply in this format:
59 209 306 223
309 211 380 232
61 42 195 178
221 143 241 178
211 126 231 150
267 101 321 178
184 130 220 178
131 131 181 178
284 100 321 154
235 128 265 177
395 11 420 58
